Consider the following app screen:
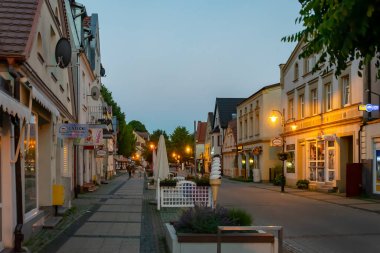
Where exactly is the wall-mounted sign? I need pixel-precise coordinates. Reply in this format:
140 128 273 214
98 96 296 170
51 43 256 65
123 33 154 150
271 137 283 147
286 144 295 151
322 134 336 141
83 128 103 146
58 124 89 139
358 104 380 112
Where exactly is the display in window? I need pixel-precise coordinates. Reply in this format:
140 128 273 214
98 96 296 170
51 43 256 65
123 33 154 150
317 141 325 160
328 171 335 181
286 151 295 173
310 143 316 159
376 150 380 181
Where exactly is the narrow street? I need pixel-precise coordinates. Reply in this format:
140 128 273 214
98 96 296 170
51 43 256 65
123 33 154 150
218 179 380 253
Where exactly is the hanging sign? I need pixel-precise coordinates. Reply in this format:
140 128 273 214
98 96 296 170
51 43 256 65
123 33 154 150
58 124 88 139
83 128 103 146
271 137 283 147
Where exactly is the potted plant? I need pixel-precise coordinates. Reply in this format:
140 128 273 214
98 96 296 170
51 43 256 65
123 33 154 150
165 206 279 253
296 179 309 189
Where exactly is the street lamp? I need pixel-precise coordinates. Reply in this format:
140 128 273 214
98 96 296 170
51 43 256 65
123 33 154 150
269 109 297 192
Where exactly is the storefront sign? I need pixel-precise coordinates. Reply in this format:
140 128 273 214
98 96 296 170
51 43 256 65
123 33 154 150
358 104 380 112
96 149 107 157
83 128 103 146
286 144 295 151
58 124 89 139
271 137 283 147
322 134 336 141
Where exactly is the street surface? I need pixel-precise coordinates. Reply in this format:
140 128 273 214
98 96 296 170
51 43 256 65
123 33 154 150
218 179 380 253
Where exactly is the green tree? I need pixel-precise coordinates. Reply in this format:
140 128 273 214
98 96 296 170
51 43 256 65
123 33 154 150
128 120 147 132
170 126 194 161
150 129 169 144
100 84 135 156
283 0 380 77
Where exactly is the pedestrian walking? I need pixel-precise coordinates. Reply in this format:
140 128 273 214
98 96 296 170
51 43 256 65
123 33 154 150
128 169 132 179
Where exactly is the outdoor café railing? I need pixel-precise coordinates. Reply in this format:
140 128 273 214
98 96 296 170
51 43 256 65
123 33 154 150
157 179 212 210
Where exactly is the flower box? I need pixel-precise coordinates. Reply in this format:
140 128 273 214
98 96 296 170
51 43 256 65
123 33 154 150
165 223 280 253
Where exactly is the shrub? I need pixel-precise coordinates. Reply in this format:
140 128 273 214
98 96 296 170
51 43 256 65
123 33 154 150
159 178 177 187
296 179 309 189
193 176 210 186
228 208 252 226
174 206 252 234
273 174 285 186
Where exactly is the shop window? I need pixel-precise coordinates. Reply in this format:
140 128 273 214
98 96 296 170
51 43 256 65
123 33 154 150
24 114 37 214
286 151 295 173
309 140 325 182
62 142 70 177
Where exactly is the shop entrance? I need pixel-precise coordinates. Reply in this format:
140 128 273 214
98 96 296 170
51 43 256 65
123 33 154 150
339 136 353 193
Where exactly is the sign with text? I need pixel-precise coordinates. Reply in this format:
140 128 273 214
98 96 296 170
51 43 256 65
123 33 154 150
271 137 283 147
58 124 89 139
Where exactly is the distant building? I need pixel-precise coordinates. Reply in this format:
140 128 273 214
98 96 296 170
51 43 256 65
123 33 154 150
211 98 245 173
237 83 282 181
222 119 238 177
203 112 213 173
195 121 207 173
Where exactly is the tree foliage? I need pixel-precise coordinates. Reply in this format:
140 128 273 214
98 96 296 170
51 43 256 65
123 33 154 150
283 0 380 77
128 120 147 132
100 84 135 157
170 126 194 160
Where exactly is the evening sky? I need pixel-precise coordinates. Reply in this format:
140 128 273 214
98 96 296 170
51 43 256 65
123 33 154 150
79 0 301 134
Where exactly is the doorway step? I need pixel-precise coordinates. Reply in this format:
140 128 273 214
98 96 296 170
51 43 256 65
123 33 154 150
309 182 337 193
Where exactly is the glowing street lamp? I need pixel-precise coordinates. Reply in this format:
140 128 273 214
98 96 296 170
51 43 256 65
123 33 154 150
269 109 296 193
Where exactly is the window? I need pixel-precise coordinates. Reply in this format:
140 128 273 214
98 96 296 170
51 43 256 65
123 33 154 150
304 55 316 74
249 117 253 137
288 98 294 119
62 142 70 177
325 83 332 111
309 140 325 182
239 121 242 139
299 94 305 119
244 120 247 139
218 135 221 146
342 75 350 105
255 112 260 136
311 88 318 115
24 113 37 214
294 62 299 80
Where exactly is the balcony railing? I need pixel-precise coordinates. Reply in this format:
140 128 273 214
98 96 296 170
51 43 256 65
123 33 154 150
87 105 113 126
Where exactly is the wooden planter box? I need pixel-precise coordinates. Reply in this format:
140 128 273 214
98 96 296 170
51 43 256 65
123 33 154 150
165 224 279 253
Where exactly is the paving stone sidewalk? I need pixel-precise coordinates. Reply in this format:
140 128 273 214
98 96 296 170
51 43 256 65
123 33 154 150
24 172 171 253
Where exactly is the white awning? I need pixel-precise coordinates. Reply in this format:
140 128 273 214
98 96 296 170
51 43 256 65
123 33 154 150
0 90 30 122
32 87 60 117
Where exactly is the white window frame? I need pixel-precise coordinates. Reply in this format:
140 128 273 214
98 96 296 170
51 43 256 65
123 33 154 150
299 94 305 119
325 83 332 112
342 75 350 106
311 88 318 115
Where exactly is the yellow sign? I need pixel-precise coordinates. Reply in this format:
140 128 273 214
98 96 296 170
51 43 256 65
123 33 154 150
52 184 64 206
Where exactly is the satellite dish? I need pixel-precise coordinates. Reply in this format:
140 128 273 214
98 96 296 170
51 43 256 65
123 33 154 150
55 38 71 68
90 86 100 100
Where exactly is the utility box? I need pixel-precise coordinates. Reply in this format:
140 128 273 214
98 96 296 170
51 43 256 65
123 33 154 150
52 184 65 206
346 163 362 197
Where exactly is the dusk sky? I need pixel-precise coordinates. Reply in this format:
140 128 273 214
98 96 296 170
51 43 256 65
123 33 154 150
80 0 301 134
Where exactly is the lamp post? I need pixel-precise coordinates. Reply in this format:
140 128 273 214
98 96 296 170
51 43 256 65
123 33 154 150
269 109 297 192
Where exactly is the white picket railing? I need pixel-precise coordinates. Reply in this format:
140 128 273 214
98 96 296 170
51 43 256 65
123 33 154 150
157 179 212 210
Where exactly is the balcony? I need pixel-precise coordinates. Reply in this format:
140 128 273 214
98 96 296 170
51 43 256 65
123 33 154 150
87 105 113 126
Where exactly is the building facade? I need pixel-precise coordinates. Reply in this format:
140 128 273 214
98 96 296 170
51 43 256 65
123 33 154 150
280 41 364 191
236 83 282 181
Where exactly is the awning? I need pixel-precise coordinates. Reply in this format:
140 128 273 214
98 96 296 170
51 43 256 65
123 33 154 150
32 87 60 117
0 90 30 122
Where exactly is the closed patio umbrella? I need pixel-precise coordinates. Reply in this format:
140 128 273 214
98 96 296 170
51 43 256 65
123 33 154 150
155 135 169 181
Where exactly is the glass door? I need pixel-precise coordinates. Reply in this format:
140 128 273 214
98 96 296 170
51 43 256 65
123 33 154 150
309 140 325 182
